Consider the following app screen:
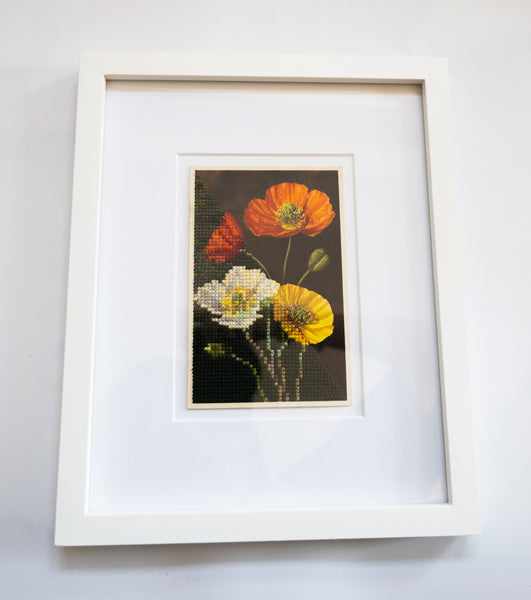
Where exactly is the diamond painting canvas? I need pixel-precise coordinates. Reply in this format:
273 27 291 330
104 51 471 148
189 168 351 408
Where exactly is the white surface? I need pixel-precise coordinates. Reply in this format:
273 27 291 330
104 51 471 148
88 83 445 514
1 0 530 596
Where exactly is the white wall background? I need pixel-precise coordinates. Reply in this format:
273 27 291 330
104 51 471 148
1 0 530 597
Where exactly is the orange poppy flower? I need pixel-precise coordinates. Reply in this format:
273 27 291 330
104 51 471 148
205 212 244 262
244 182 335 238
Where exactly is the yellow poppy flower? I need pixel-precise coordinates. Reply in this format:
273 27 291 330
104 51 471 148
272 284 334 345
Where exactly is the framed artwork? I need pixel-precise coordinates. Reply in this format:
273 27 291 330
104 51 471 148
190 167 351 409
55 53 480 545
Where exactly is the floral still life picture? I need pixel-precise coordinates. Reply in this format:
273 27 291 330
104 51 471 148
189 168 350 408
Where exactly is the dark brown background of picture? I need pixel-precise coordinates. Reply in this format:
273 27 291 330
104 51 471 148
196 169 348 398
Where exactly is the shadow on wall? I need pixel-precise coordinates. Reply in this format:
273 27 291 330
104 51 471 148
56 536 468 571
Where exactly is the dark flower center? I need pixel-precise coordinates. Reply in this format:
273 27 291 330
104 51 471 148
287 305 314 328
276 203 305 229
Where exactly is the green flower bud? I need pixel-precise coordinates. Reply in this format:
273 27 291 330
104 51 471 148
204 343 228 358
308 248 330 272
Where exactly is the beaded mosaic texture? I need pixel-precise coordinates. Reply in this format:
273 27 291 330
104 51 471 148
190 169 349 407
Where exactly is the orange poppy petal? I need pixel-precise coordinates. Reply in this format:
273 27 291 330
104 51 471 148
224 212 244 239
301 189 335 236
265 182 309 209
244 198 281 236
244 198 305 237
205 212 244 262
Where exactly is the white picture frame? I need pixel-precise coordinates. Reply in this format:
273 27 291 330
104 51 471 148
55 52 480 545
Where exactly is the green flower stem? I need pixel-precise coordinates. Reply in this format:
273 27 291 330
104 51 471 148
244 330 283 401
245 331 271 370
266 303 272 355
297 269 310 287
273 327 290 400
231 354 268 402
243 251 272 279
282 237 292 283
276 348 290 401
295 344 306 402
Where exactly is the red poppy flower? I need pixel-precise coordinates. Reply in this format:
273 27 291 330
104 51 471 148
205 212 244 262
244 182 335 238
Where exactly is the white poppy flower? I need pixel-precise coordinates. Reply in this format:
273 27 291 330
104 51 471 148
194 266 280 329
